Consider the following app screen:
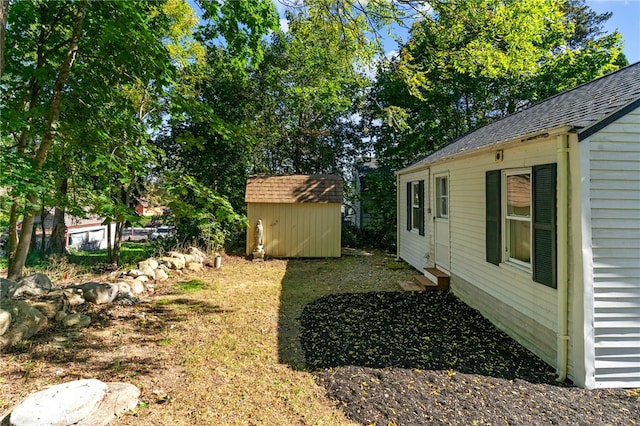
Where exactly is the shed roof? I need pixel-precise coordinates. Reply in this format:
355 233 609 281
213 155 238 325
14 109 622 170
404 62 640 170
245 174 343 204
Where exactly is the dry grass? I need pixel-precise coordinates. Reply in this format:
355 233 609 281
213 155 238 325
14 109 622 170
0 250 415 425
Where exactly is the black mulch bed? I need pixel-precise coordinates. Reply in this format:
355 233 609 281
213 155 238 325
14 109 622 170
299 291 640 425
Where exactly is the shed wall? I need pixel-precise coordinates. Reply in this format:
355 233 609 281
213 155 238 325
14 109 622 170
246 203 341 258
582 107 640 388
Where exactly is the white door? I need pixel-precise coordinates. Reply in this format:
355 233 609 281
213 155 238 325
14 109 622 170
434 174 450 272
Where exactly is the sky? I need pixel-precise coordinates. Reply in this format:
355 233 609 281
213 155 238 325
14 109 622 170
586 0 640 64
376 0 640 64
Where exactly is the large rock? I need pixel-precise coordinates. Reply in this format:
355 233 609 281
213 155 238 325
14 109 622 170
13 273 52 298
154 268 169 282
9 379 109 426
186 262 203 272
138 265 156 278
189 246 208 262
6 380 139 426
167 251 185 262
77 282 119 305
138 258 158 271
0 309 11 336
0 300 48 350
0 278 19 299
76 382 141 426
63 288 85 306
30 300 63 319
62 313 91 329
161 256 185 270
128 280 145 295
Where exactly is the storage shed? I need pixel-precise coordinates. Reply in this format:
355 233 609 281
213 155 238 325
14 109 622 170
245 174 343 258
396 62 640 389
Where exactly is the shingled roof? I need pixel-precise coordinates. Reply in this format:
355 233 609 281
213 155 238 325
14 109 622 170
407 62 640 169
245 174 343 204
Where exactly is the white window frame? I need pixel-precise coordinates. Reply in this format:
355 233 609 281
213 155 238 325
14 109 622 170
502 168 532 270
435 176 448 219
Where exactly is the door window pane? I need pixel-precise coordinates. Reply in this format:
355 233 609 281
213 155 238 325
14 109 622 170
436 177 448 218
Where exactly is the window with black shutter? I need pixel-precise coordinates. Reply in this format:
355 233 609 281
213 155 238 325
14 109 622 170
532 164 557 288
485 164 557 288
486 170 501 265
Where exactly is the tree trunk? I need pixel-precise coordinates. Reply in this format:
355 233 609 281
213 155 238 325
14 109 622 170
0 0 8 78
7 197 37 280
48 177 68 253
7 0 87 280
106 221 113 264
49 207 67 253
112 221 124 266
38 202 49 252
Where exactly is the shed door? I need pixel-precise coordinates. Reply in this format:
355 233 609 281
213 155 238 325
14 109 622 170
434 174 450 272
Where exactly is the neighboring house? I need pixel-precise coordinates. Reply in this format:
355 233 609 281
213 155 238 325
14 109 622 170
245 174 343 258
28 210 116 251
347 158 387 228
396 63 640 389
135 201 169 217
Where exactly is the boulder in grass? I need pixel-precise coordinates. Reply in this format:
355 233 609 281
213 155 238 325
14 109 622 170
0 278 19 299
138 258 159 271
13 273 52 298
0 309 11 336
77 382 141 426
6 379 140 426
62 313 92 329
0 300 48 350
130 280 146 295
9 379 108 426
161 256 185 270
154 268 169 282
63 288 85 306
78 282 119 305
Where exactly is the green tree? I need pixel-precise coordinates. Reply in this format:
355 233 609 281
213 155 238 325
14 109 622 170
250 12 370 175
1 0 277 277
360 0 626 250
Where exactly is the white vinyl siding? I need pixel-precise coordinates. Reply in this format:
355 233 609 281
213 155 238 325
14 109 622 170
429 139 560 367
583 108 640 388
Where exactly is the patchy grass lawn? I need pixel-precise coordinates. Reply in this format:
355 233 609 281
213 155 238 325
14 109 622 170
0 250 414 425
2 250 637 425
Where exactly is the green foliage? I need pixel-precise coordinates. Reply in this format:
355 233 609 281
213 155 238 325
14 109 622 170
196 0 279 66
249 14 370 175
164 173 245 252
366 0 626 172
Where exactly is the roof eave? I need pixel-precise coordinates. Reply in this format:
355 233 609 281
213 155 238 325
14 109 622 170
396 125 574 175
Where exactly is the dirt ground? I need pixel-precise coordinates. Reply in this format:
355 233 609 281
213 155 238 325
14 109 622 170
1 253 638 425
300 291 640 425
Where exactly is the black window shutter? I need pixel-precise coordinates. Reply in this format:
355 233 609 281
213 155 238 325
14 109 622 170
485 170 501 265
532 163 557 288
418 180 425 236
406 181 412 231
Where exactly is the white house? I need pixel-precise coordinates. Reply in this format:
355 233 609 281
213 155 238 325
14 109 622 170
29 210 116 251
396 63 640 389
